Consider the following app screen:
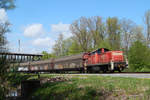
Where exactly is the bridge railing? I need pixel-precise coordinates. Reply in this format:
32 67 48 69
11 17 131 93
0 52 43 63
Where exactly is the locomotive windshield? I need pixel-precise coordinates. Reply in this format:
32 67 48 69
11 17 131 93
102 48 109 52
91 48 109 54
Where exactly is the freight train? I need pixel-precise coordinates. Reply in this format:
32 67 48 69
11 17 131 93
19 48 128 73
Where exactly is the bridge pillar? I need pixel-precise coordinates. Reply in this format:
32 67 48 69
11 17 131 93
23 56 25 62
32 56 35 61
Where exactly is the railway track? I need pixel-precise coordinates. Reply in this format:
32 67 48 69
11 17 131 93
17 71 150 74
101 72 150 74
50 72 150 78
17 71 150 78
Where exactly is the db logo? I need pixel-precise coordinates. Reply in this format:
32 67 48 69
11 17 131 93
101 55 106 59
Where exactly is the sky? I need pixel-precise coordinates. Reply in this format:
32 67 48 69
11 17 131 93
0 0 150 54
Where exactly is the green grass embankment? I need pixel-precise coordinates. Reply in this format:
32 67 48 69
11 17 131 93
29 74 150 100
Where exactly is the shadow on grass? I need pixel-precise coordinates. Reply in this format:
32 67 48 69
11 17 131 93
8 73 33 87
31 80 112 100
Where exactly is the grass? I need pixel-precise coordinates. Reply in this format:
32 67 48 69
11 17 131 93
27 74 150 100
7 73 35 86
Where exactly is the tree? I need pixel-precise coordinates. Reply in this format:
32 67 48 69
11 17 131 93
128 41 150 72
120 19 136 55
106 17 121 50
62 38 73 55
52 34 66 57
131 25 145 42
121 18 146 55
0 0 15 52
0 21 10 52
0 0 16 99
68 38 83 55
70 17 92 52
41 51 53 60
86 16 106 48
144 10 150 46
0 20 10 100
0 0 15 10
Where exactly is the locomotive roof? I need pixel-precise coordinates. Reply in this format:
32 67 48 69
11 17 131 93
91 48 109 53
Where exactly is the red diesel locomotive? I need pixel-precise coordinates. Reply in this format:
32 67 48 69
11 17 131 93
83 48 127 72
19 48 128 73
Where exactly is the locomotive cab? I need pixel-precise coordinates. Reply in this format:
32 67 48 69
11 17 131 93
111 51 124 62
110 51 127 72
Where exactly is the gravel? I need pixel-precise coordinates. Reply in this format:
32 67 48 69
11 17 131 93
50 73 150 79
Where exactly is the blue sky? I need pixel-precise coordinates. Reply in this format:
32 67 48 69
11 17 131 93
1 0 150 54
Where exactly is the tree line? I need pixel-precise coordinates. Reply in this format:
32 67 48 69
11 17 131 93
44 14 147 57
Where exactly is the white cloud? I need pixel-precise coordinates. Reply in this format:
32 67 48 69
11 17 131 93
32 37 54 47
0 9 8 23
9 22 71 54
51 22 71 38
8 41 46 54
23 24 44 37
20 48 42 54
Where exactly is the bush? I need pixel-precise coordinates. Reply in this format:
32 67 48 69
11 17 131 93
0 86 4 100
128 41 150 72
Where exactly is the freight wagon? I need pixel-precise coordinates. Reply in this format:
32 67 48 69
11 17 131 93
19 48 128 73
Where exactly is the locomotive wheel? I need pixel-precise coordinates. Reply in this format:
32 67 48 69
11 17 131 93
110 70 114 73
102 67 108 73
103 69 107 73
118 68 123 72
118 69 121 72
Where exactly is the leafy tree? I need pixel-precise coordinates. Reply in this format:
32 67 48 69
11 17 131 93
52 34 73 57
98 39 112 50
41 51 53 60
68 39 83 55
86 16 106 49
0 20 10 100
106 17 121 50
128 41 150 72
0 21 10 52
131 26 145 42
0 0 16 10
144 10 150 46
120 19 136 55
70 17 92 52
52 34 64 57
0 56 10 99
0 0 16 99
120 19 146 55
62 38 73 55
